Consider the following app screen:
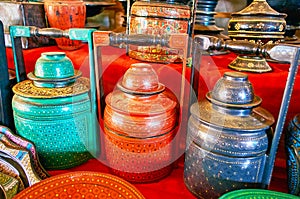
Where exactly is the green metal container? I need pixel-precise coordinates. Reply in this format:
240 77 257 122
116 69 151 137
12 52 98 170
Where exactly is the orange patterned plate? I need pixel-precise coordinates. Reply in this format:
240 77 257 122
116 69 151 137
13 171 146 199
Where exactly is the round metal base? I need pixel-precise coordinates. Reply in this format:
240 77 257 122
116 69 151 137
228 55 272 73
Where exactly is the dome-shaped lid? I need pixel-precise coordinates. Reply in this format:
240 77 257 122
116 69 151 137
231 0 286 17
190 100 274 131
117 63 165 95
206 72 262 108
107 63 177 116
27 52 82 88
228 0 286 40
191 72 274 131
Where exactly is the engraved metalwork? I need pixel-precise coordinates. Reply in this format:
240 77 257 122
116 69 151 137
10 26 100 169
13 78 89 99
184 72 274 198
286 114 300 195
12 52 94 170
227 0 287 72
103 63 178 182
190 34 300 193
93 31 188 121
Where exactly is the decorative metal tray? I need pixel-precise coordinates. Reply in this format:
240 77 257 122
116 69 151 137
13 171 146 199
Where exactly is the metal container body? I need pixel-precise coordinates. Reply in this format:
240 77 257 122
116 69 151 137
228 15 286 41
128 1 190 63
184 143 267 199
104 123 176 183
286 114 300 196
103 91 178 183
184 113 270 198
187 114 270 157
12 78 93 170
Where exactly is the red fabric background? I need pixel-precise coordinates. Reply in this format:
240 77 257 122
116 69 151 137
5 43 300 198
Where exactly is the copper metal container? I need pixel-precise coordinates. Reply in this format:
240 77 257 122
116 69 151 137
103 63 178 183
184 72 274 198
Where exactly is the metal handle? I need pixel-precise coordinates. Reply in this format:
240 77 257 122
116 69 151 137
30 27 69 38
194 35 299 63
93 31 189 124
109 33 170 47
93 31 188 49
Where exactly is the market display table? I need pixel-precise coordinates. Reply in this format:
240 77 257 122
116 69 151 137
5 43 299 198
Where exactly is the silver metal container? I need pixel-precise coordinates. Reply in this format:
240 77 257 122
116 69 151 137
184 72 274 198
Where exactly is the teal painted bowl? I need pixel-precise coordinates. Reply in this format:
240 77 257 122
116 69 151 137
34 52 74 79
27 52 81 88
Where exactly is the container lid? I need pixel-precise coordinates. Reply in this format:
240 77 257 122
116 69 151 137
191 72 274 131
27 52 82 88
106 63 177 116
13 52 89 98
231 0 286 17
228 0 286 40
206 72 262 108
105 90 177 116
190 100 274 131
117 63 165 95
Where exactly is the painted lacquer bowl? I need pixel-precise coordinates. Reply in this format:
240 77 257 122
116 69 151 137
13 171 145 199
